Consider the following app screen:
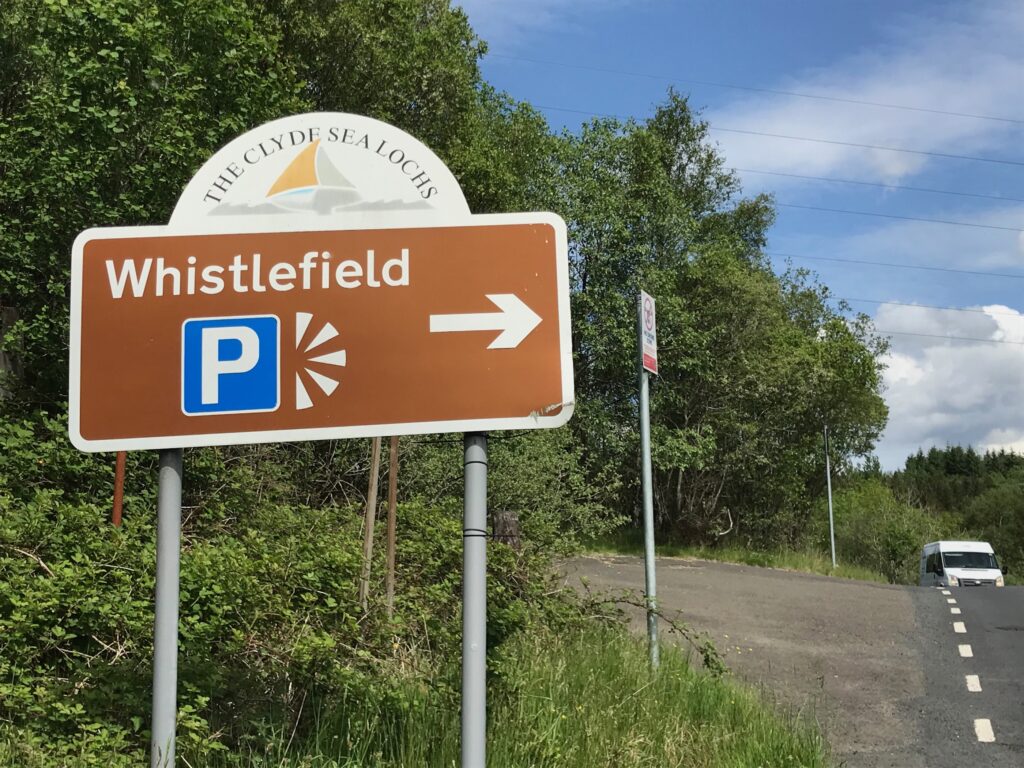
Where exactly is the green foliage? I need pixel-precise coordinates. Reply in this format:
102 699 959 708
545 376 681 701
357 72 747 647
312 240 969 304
0 439 824 766
554 95 887 547
964 475 1024 572
588 530 889 584
486 625 827 767
886 446 1024 574
1 0 890 557
0 412 564 763
818 478 949 583
259 0 484 159
0 410 118 504
0 1 893 762
891 445 991 511
0 0 307 398
389 432 616 551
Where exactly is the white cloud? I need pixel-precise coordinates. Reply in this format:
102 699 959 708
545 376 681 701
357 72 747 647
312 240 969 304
874 303 1024 469
710 1 1024 184
981 427 1024 454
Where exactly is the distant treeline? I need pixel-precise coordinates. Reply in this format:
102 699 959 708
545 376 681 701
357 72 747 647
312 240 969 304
888 446 1024 569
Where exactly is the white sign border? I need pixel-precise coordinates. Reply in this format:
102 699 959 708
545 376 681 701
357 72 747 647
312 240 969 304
69 212 574 452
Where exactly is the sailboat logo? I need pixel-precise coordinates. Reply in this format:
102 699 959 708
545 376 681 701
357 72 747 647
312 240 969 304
207 136 438 218
265 139 361 214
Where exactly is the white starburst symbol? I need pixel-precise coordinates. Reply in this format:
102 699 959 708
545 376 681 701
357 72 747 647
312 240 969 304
294 312 346 410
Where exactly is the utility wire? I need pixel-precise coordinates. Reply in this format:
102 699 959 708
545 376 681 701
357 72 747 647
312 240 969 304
534 104 1024 169
775 203 1024 232
835 297 1023 319
492 52 1024 126
767 251 1024 280
732 168 1024 205
872 329 1024 346
713 126 1024 169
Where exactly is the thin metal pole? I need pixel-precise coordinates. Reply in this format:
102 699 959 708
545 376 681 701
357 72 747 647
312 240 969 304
385 436 399 620
825 425 837 569
639 369 659 669
112 450 127 527
462 433 488 768
151 448 183 768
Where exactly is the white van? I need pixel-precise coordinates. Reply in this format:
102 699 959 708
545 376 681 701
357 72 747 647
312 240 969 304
919 541 1005 587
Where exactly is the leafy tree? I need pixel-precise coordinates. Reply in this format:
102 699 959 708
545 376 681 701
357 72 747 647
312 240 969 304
0 0 308 400
966 475 1024 571
892 445 1009 512
1 0 548 403
552 94 887 546
821 478 949 583
256 0 483 159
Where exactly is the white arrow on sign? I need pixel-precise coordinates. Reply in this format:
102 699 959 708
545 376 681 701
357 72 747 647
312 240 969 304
429 293 542 349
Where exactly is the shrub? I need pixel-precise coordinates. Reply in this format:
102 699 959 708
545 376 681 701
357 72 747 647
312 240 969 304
0 411 565 762
814 478 948 583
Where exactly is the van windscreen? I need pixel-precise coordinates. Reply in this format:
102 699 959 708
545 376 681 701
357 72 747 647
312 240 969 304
942 551 998 570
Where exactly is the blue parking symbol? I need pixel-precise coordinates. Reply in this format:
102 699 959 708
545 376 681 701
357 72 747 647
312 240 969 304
182 315 280 415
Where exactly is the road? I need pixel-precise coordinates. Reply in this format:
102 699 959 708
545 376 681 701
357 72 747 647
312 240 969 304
913 584 1024 766
566 555 1024 767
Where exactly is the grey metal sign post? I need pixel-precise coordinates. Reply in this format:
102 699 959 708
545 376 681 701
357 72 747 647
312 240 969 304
151 448 183 768
824 425 837 569
638 291 659 669
639 364 659 669
462 433 488 767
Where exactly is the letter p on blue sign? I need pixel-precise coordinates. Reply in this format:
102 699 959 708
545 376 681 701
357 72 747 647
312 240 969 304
182 315 280 415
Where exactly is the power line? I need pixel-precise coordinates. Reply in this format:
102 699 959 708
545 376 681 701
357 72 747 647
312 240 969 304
872 329 1024 346
836 296 1023 319
535 104 1024 169
767 251 1024 280
733 168 1024 204
776 203 1024 232
491 52 1024 126
712 126 1024 169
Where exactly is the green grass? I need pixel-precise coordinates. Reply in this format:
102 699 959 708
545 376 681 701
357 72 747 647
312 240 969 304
1 624 829 767
2 626 831 768
587 529 889 584
485 625 828 767
218 624 828 767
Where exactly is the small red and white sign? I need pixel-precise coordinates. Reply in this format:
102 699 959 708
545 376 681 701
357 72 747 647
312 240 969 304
639 290 657 375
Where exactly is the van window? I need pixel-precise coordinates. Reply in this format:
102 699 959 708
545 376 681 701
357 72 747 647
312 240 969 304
925 553 937 574
942 551 998 570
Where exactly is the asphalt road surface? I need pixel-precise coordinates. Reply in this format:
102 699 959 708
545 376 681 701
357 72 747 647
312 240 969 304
914 584 1024 766
566 555 1024 768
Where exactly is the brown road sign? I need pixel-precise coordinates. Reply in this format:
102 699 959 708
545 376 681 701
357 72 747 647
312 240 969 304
69 214 573 451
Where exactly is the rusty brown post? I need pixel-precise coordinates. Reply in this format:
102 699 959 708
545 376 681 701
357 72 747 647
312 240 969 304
358 437 383 613
112 451 127 527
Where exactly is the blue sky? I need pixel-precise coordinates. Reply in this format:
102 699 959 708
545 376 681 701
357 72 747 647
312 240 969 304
458 0 1024 469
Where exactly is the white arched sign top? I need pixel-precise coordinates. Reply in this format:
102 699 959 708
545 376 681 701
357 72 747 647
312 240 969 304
171 112 471 228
